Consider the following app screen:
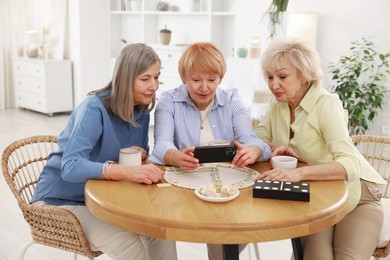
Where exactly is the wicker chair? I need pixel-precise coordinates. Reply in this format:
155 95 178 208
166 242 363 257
1 135 102 260
352 135 390 259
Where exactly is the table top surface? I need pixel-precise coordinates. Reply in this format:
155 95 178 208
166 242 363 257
85 162 349 244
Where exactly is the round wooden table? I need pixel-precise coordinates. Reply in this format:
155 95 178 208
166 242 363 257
85 162 349 260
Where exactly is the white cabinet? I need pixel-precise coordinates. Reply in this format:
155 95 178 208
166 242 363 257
12 58 73 115
109 0 236 59
151 45 184 98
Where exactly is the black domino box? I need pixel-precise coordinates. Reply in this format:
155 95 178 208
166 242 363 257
253 180 310 202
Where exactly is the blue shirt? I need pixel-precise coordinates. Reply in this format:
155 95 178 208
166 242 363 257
148 84 271 164
31 91 150 205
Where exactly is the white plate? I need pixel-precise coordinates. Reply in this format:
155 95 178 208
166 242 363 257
194 187 240 203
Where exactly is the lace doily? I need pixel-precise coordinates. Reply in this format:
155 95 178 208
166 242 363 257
164 163 260 190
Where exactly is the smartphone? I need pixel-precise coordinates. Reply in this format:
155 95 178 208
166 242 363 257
194 145 237 163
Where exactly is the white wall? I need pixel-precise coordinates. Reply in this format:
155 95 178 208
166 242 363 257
68 0 110 106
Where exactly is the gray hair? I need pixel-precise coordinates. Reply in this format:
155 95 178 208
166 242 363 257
91 43 160 126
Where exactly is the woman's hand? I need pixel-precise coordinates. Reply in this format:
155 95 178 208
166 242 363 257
107 163 164 184
257 167 302 182
271 143 299 158
130 146 147 160
128 164 165 184
232 141 260 168
165 147 200 171
176 147 200 170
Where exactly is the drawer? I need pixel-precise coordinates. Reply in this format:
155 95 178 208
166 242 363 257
159 72 181 84
14 76 46 95
15 90 47 113
154 49 182 62
161 61 178 72
13 60 45 79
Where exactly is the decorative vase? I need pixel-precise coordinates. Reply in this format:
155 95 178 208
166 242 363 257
157 1 169 11
26 44 39 58
190 0 201 11
160 25 172 45
249 37 261 58
236 47 248 58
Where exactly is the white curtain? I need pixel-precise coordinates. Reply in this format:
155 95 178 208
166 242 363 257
0 0 67 109
0 0 24 109
36 0 68 59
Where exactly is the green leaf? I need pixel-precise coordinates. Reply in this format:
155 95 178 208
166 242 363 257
328 37 390 134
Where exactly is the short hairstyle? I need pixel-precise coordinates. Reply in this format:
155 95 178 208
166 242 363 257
91 43 160 126
261 39 323 87
178 42 226 83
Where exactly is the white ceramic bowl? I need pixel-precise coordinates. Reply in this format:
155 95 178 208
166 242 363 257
271 156 298 170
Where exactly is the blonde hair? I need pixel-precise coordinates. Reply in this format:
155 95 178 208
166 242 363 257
178 42 226 83
261 39 323 87
90 43 160 126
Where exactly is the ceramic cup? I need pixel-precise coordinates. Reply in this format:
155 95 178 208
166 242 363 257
119 147 142 166
209 140 230 146
271 155 298 170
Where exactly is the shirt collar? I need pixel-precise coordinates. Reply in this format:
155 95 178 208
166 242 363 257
298 83 325 113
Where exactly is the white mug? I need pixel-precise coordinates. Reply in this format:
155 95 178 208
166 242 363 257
119 147 142 166
208 139 230 146
271 155 298 170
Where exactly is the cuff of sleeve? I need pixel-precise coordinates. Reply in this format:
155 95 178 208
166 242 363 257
259 143 272 162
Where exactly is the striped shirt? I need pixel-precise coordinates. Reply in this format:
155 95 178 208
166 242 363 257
148 84 271 164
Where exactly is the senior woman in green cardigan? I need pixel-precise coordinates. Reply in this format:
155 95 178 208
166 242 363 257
255 39 385 260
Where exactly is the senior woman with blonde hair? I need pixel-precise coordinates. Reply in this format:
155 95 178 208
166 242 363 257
148 42 271 259
255 39 385 259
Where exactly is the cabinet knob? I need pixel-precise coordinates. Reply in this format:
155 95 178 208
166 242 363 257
159 81 164 85
168 54 172 58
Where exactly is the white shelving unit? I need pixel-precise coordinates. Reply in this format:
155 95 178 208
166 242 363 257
108 0 237 95
109 0 236 59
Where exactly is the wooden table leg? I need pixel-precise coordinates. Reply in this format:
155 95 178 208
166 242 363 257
222 244 239 260
291 237 303 260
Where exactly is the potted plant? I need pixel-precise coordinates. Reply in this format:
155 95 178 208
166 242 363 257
263 0 290 39
328 37 390 135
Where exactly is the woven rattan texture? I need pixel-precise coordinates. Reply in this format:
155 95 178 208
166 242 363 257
352 135 390 258
1 135 102 259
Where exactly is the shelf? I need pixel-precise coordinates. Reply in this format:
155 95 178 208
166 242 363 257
109 0 237 64
144 11 209 16
212 11 235 16
111 11 142 15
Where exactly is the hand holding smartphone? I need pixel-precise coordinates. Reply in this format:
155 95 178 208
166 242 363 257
194 145 237 163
